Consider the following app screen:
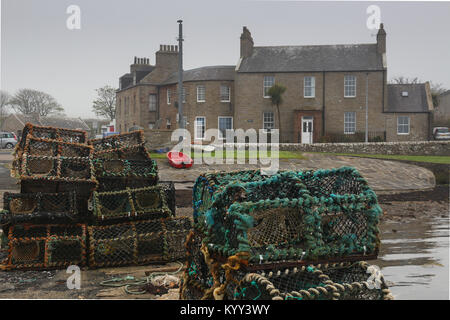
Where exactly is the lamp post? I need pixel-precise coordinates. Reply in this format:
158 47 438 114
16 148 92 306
365 72 369 143
177 19 184 130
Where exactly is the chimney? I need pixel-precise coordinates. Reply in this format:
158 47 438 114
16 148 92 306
155 44 179 73
240 26 254 58
377 23 386 55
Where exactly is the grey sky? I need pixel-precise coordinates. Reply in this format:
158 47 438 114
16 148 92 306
1 0 449 118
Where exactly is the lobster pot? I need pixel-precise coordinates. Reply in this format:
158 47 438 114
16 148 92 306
88 217 192 268
4 224 87 270
92 145 150 161
96 177 158 192
91 185 173 222
296 167 370 198
89 131 145 153
93 158 158 181
180 229 222 300
20 180 96 216
16 136 92 159
16 154 96 184
206 195 380 265
229 262 393 301
18 123 88 151
1 191 77 224
193 170 306 223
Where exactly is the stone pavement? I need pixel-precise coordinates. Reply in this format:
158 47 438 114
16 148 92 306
158 153 435 194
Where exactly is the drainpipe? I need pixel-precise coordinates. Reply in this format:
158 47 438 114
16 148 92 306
322 71 326 138
365 72 369 143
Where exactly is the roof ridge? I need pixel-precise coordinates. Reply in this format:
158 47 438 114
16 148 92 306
254 43 376 48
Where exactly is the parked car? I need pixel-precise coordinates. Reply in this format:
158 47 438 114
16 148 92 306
0 132 18 149
433 127 450 140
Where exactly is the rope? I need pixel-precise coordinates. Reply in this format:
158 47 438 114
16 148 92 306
99 261 184 295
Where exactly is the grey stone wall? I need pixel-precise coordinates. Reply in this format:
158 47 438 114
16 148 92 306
279 141 450 156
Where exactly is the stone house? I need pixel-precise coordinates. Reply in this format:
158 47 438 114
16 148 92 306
116 24 433 145
1 113 90 137
433 90 450 126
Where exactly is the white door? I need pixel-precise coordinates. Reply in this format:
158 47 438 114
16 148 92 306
301 117 313 144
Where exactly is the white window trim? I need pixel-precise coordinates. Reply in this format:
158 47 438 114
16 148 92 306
397 116 410 135
220 85 231 102
344 75 357 98
195 116 206 140
263 76 275 98
262 112 275 133
197 86 206 103
344 112 356 134
167 89 171 105
218 116 233 139
304 76 316 98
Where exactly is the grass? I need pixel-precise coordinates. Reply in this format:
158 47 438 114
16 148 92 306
319 153 450 165
149 150 306 160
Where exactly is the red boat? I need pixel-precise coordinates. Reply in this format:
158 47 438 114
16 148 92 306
167 151 193 169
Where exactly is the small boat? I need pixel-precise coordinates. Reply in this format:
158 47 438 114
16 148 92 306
167 151 193 169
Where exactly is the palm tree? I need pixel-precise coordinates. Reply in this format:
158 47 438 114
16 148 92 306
267 84 286 141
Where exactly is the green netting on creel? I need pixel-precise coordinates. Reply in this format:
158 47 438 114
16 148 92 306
193 167 381 263
193 170 305 223
230 262 393 300
185 230 214 288
91 185 173 222
295 167 371 198
1 191 77 224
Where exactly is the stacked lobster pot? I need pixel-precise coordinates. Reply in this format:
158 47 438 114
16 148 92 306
0 125 190 270
87 131 190 268
1 123 94 270
180 168 393 300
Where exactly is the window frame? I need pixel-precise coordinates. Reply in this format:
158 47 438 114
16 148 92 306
195 116 206 140
344 111 356 134
218 116 233 139
220 85 231 102
344 75 357 98
197 85 206 103
263 76 275 98
149 94 157 112
167 89 171 105
397 116 410 135
304 76 316 98
263 112 275 132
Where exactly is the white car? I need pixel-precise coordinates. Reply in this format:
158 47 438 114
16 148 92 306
0 132 18 149
433 127 450 140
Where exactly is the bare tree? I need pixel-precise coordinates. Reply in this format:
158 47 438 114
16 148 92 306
389 76 421 84
8 89 64 117
1 91 11 124
92 86 117 121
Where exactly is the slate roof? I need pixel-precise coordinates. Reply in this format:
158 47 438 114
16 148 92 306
439 90 450 98
386 84 431 113
161 66 235 85
237 44 384 73
13 114 90 130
